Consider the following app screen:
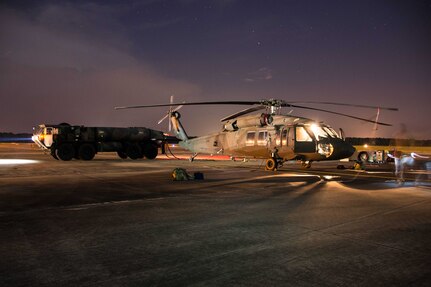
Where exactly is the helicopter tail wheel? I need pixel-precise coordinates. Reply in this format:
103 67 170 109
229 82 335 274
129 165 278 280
189 153 198 162
265 157 278 171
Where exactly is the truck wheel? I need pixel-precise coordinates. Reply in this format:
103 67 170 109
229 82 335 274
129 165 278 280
79 144 96 161
126 144 143 160
143 143 158 160
55 144 75 161
117 151 128 159
50 149 59 160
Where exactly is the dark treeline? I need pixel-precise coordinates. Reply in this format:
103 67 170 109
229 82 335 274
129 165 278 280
346 137 431 147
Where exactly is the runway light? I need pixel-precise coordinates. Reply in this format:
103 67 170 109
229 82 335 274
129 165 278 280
0 159 40 165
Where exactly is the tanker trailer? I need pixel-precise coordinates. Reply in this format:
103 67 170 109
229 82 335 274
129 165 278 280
32 123 166 161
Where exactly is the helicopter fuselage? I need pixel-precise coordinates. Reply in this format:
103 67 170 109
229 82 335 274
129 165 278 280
115 97 395 169
178 114 355 163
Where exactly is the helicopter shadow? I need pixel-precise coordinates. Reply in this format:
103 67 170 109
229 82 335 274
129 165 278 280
182 173 327 208
193 173 323 192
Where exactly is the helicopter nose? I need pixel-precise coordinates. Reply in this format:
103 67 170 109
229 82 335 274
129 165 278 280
340 142 356 159
330 140 356 159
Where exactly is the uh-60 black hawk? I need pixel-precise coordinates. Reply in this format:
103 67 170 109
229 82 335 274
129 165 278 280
116 99 397 170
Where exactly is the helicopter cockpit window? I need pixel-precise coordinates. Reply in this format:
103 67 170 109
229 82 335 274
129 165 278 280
246 132 256 146
296 126 313 142
308 124 330 141
323 127 339 138
257 131 267 146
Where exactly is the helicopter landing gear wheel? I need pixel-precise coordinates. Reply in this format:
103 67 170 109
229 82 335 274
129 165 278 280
301 161 312 169
265 157 278 171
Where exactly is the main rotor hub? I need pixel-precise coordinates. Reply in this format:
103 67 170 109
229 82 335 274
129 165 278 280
260 99 286 115
259 99 285 115
259 99 285 107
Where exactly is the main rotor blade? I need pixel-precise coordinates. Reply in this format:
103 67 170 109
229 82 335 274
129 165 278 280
114 101 260 110
116 99 398 111
286 104 393 126
287 101 398 111
114 99 396 126
221 105 266 122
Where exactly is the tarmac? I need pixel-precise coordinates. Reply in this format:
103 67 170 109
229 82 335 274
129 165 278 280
0 143 430 286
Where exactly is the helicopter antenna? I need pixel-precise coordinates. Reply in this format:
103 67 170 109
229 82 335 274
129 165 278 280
373 107 380 132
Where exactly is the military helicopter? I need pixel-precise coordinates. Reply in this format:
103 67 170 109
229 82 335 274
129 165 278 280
115 99 397 170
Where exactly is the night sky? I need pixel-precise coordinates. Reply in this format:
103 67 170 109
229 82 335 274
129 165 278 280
1 0 430 139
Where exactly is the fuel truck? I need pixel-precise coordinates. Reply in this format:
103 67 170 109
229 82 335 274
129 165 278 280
32 123 169 161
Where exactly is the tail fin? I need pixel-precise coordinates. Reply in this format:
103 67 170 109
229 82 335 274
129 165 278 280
170 111 189 141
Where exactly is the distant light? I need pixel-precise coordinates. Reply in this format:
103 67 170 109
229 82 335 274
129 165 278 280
364 144 368 148
0 159 39 165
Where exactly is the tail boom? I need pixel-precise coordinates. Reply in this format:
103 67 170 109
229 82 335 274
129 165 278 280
170 112 189 142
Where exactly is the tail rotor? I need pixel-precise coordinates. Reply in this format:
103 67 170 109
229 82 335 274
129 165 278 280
157 95 183 132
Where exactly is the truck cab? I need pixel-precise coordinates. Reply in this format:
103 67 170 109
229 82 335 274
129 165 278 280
32 124 57 149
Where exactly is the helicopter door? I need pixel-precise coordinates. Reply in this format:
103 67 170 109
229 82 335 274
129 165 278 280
288 128 295 146
277 128 294 147
275 128 287 147
294 126 315 153
281 129 287 146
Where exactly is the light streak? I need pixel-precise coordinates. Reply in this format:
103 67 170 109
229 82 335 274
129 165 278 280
0 159 40 165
